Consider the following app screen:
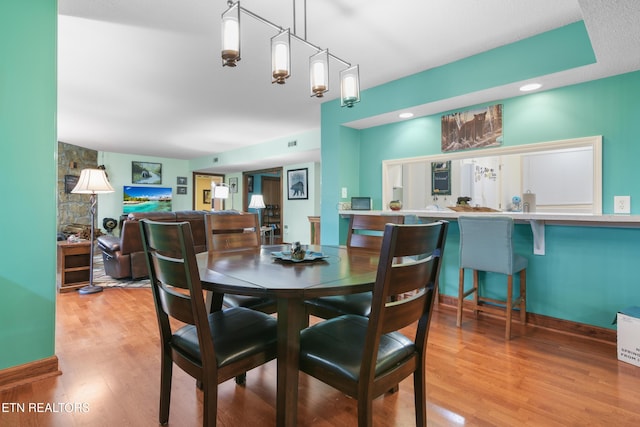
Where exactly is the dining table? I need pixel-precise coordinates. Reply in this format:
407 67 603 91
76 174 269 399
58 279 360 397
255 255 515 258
197 244 380 427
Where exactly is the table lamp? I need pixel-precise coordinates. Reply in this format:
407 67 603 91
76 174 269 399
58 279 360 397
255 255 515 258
71 168 115 294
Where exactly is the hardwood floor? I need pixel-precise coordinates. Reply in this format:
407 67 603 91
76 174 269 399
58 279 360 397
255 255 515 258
2 288 640 426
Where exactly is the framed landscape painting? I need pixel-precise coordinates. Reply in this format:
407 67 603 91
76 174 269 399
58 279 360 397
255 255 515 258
287 168 308 200
132 161 162 184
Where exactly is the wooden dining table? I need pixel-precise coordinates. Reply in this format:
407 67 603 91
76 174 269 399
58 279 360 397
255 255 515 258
197 244 380 427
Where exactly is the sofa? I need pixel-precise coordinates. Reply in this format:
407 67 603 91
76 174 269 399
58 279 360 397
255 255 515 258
97 210 212 279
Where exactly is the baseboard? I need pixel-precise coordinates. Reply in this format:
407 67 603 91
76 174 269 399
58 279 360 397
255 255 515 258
438 295 616 344
0 355 61 391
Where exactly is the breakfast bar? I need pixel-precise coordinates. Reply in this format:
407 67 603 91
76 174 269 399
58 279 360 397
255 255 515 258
340 210 640 255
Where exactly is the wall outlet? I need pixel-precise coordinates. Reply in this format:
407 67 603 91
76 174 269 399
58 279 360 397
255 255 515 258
614 195 631 214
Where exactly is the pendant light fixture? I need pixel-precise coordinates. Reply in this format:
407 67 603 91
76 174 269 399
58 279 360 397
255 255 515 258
221 1 360 107
340 65 360 108
310 50 329 97
271 29 291 84
221 2 240 67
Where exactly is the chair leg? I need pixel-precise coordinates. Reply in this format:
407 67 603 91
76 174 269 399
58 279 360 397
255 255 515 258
472 270 479 318
506 275 513 340
457 268 465 327
235 373 246 385
159 353 172 425
357 397 374 427
520 269 527 324
202 381 218 427
413 369 427 427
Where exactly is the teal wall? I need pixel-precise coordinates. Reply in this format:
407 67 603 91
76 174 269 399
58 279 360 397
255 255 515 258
320 21 640 330
0 0 57 369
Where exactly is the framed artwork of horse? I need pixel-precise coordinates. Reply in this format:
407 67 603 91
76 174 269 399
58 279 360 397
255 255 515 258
441 104 503 152
287 168 308 200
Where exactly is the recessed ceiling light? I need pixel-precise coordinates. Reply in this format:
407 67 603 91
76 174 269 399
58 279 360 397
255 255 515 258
520 83 542 92
399 112 414 119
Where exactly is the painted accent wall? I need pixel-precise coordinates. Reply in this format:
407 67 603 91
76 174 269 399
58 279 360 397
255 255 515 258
96 151 195 233
320 22 640 330
0 0 57 369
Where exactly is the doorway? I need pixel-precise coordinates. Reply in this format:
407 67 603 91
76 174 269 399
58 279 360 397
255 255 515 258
243 167 283 241
193 173 225 211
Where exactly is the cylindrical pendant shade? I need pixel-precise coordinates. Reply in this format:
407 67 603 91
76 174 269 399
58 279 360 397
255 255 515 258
271 30 291 84
340 64 360 107
221 3 241 67
309 50 329 97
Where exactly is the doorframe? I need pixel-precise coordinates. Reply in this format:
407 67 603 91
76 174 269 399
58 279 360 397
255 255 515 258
242 167 283 211
192 172 225 210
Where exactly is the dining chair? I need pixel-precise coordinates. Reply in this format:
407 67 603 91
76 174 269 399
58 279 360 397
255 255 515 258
299 221 448 427
456 215 528 340
305 214 404 319
205 212 277 314
139 219 277 427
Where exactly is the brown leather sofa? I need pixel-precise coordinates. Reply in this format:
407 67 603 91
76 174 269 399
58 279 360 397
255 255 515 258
97 210 212 279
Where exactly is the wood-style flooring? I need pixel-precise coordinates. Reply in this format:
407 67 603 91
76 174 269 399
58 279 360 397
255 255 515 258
2 288 640 426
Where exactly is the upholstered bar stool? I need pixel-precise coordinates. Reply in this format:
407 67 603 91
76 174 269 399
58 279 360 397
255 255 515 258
456 216 527 339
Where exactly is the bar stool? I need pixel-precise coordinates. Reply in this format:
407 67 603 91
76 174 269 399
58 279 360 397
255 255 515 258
456 216 527 339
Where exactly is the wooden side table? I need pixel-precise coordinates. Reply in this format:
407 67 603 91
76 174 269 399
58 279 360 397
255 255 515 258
57 241 92 292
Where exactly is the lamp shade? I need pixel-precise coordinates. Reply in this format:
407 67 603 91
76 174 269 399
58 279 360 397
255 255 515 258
212 183 230 199
249 194 266 209
221 2 241 67
340 64 360 107
310 49 329 98
72 168 114 194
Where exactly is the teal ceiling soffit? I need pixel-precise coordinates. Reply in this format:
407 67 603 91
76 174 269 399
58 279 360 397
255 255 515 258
329 20 596 123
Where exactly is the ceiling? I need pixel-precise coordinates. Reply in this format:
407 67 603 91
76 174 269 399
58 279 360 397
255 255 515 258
58 0 640 172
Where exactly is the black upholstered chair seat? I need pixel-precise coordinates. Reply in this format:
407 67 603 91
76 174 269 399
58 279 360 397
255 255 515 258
305 293 372 318
173 307 277 368
300 314 415 381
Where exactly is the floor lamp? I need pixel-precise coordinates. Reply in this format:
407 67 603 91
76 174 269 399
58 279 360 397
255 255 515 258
72 168 115 294
211 182 230 211
249 194 266 226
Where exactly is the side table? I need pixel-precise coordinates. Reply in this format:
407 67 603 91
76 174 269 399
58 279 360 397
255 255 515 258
57 241 92 292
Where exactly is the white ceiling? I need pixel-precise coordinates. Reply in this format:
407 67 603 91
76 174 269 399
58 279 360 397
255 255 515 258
57 0 640 172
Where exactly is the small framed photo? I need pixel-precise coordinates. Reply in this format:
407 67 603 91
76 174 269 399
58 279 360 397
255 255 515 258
177 186 187 195
203 189 211 204
287 168 308 200
132 161 162 184
247 175 254 193
177 176 187 185
229 177 238 193
64 175 79 194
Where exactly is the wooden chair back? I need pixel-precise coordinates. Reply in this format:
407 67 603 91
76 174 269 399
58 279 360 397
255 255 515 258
206 213 261 252
299 221 449 426
346 214 404 251
140 219 277 426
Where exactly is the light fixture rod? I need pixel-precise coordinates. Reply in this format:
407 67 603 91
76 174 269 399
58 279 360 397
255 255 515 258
230 2 350 67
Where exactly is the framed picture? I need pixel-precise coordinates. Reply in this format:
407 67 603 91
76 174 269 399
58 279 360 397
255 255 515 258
287 168 308 200
247 175 254 193
64 175 79 194
229 177 238 193
132 161 162 184
177 176 187 185
431 161 451 195
441 104 503 152
177 186 187 195
203 189 211 204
